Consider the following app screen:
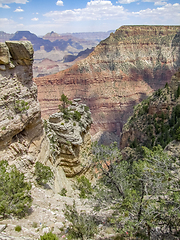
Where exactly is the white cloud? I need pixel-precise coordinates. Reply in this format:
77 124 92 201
87 0 112 7
154 1 167 5
14 6 24 12
44 0 127 22
56 0 63 6
132 3 180 22
117 0 167 5
0 0 28 3
0 17 13 24
0 3 10 7
31 17 39 21
142 0 167 5
116 0 138 4
0 17 26 33
19 16 23 19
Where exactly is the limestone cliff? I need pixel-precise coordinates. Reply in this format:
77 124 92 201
120 68 180 150
0 41 44 168
46 99 92 179
34 25 180 143
0 41 92 194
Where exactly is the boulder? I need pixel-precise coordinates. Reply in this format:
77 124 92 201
0 224 7 233
5 41 34 65
0 42 10 65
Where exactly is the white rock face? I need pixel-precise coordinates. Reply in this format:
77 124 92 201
0 41 93 195
0 41 47 177
46 100 93 179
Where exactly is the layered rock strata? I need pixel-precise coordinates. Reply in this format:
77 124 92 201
46 99 92 178
0 41 43 168
34 25 180 143
0 41 92 194
120 68 180 150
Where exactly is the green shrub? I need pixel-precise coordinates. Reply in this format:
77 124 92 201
73 110 81 122
60 188 67 196
64 201 97 240
1 126 6 130
0 160 32 218
32 222 38 228
175 85 180 99
142 104 149 113
75 176 93 198
62 108 72 120
39 232 58 240
165 82 169 88
15 225 22 232
175 127 180 141
44 120 48 132
14 100 29 113
155 89 162 97
84 106 90 112
35 162 53 185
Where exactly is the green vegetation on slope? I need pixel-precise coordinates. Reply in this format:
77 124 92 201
65 142 180 239
124 81 180 149
0 160 32 218
35 161 54 186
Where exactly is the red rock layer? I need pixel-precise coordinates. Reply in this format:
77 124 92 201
34 25 180 141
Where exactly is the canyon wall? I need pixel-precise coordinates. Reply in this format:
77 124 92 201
0 41 92 194
0 41 44 166
120 68 180 150
34 25 180 143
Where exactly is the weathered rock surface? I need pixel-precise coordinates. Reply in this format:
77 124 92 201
0 41 46 177
46 99 92 179
0 43 10 65
5 41 34 66
0 41 93 195
120 68 180 150
34 25 180 144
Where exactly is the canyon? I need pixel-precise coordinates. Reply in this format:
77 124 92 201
0 30 111 78
34 25 180 144
1 29 180 239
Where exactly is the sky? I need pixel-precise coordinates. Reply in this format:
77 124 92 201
0 0 180 35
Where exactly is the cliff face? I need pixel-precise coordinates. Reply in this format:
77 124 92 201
0 41 92 194
120 68 180 150
34 25 180 143
0 41 44 165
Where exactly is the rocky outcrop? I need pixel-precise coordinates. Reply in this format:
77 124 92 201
46 99 92 178
120 68 180 150
0 41 93 194
0 41 44 171
34 25 180 144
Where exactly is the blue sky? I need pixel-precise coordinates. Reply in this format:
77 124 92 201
0 0 180 35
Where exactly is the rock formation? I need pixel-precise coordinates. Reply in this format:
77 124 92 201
46 99 92 178
34 25 180 144
0 41 92 194
120 68 180 150
0 40 43 167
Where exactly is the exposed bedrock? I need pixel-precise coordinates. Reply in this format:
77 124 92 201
0 41 92 194
34 25 180 143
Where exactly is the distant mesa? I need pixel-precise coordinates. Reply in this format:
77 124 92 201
2 30 110 77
